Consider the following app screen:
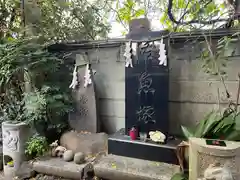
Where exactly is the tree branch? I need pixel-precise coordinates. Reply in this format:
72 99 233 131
167 0 240 25
72 9 95 40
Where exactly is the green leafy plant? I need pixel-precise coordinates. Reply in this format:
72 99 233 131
0 38 73 138
181 107 240 141
0 90 26 124
25 134 49 158
0 0 111 41
0 37 61 96
116 0 145 24
182 70 240 141
200 32 240 77
24 85 73 135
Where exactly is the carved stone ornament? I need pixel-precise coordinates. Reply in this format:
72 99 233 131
69 65 79 89
124 41 133 68
3 129 19 152
158 38 167 66
197 162 233 180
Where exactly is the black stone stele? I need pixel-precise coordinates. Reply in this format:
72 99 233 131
107 30 180 165
125 33 169 137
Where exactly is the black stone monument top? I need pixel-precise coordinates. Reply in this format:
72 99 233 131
125 29 169 137
128 18 151 36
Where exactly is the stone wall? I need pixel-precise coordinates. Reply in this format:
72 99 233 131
60 31 240 136
168 39 240 135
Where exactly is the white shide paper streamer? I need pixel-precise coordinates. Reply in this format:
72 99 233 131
84 63 92 88
124 41 133 68
69 65 78 89
158 38 167 66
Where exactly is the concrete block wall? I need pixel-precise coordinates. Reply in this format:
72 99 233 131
70 36 240 136
88 47 125 134
168 41 240 135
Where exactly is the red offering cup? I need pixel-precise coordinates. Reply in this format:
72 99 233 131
129 127 138 140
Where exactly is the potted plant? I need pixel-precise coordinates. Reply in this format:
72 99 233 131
0 90 31 172
176 73 240 174
176 106 240 173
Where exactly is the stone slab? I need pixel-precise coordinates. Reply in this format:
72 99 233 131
32 157 93 180
15 161 36 179
94 154 180 180
68 54 99 133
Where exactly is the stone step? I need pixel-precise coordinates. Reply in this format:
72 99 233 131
32 157 93 180
94 154 180 180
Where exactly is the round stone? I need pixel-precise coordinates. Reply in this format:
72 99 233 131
74 152 85 164
63 150 74 162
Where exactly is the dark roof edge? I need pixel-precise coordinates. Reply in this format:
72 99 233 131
48 28 240 51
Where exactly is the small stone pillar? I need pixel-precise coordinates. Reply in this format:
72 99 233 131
2 122 30 178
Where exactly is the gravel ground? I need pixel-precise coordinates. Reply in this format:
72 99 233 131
0 172 100 180
0 172 72 180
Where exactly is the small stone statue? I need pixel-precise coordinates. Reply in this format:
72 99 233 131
50 140 67 158
199 162 233 180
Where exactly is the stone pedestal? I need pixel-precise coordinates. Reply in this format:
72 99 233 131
189 137 240 180
2 122 30 179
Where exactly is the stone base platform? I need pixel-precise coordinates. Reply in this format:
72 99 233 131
94 154 180 180
32 157 93 180
108 129 181 164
